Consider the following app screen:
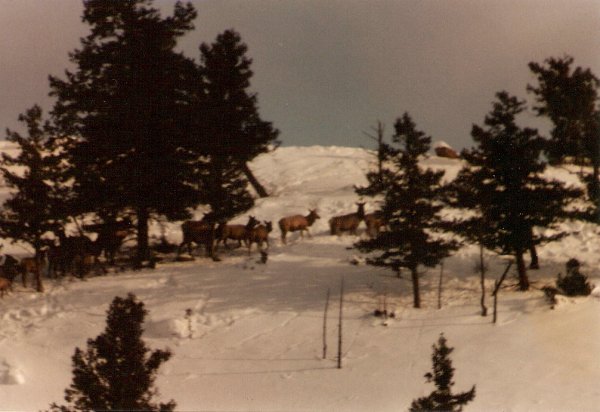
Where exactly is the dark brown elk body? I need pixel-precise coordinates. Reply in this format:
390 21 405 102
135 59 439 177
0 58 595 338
364 211 386 237
19 257 42 288
279 209 320 244
247 221 273 253
329 202 366 235
0 277 11 297
178 214 219 260
84 219 133 264
216 216 259 249
48 232 96 278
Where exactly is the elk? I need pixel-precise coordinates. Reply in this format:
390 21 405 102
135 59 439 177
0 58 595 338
247 221 273 253
177 213 219 260
54 231 96 278
19 256 43 288
329 202 366 236
46 229 108 278
83 218 133 264
279 209 320 244
364 211 386 237
0 277 11 298
216 216 259 249
0 255 20 283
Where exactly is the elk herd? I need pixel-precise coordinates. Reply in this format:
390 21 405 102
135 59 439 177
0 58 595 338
0 219 134 296
0 202 386 296
176 202 386 261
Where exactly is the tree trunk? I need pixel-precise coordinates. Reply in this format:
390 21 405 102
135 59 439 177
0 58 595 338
411 266 421 308
528 227 539 269
479 245 487 316
516 251 529 291
593 162 600 222
34 237 44 293
242 162 268 198
136 207 151 266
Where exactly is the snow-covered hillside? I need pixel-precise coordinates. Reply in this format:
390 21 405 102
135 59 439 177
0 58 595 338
1 145 600 411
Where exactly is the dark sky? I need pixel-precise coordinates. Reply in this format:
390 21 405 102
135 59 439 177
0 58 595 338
1 0 599 150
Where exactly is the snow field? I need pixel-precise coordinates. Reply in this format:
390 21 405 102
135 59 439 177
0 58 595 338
0 144 599 411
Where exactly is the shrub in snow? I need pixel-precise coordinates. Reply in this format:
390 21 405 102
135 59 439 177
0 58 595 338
0 360 25 385
556 258 592 296
409 334 475 412
48 294 175 412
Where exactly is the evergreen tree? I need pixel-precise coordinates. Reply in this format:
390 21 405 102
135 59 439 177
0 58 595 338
452 92 582 290
356 113 458 308
49 0 201 264
527 56 600 217
0 105 69 292
409 334 475 412
49 294 175 412
195 29 279 199
197 156 254 223
355 120 395 198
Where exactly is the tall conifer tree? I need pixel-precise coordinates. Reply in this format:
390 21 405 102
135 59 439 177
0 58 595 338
196 29 279 199
357 113 458 308
527 56 600 217
452 92 582 290
0 105 69 292
49 0 200 264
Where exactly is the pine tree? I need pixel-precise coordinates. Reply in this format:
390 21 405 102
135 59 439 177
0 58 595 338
0 105 69 292
527 56 600 218
195 29 280 198
197 157 254 223
49 294 175 412
356 113 458 308
49 0 201 264
452 92 582 290
355 120 396 198
409 334 475 412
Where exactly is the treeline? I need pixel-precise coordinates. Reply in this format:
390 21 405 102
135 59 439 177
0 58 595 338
357 56 600 307
0 1 278 266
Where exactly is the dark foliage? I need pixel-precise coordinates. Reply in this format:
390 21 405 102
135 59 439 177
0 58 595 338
0 106 71 291
528 56 599 164
528 56 600 217
48 294 175 412
356 113 458 308
409 334 475 412
450 92 583 290
49 0 201 263
556 258 592 296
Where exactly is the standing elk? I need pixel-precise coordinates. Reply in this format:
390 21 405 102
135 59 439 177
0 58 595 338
216 216 259 249
279 209 320 244
247 221 273 253
364 211 386 237
177 213 219 260
0 277 11 297
329 202 366 236
83 218 133 264
19 256 43 288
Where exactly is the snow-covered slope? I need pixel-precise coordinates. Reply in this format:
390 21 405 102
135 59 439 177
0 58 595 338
1 145 599 411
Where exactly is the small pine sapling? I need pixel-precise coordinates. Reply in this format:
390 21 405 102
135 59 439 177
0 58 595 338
556 258 592 296
185 308 194 338
409 334 475 412
48 294 176 412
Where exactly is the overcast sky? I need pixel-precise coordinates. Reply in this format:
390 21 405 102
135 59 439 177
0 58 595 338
1 0 599 150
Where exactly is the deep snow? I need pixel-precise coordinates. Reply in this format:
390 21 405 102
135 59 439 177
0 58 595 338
0 144 599 411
